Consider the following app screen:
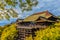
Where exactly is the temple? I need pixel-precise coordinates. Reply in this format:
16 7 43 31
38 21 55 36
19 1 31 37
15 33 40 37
16 11 59 40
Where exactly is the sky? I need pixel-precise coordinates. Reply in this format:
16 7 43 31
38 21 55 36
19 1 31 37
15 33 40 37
0 0 60 26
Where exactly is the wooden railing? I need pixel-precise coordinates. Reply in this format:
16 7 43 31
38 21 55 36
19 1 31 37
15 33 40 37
16 24 47 29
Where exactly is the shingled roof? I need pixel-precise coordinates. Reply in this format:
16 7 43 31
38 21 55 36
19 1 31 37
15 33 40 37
23 11 53 22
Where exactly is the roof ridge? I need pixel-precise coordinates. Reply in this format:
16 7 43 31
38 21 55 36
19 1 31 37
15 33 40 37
24 10 49 19
32 10 48 15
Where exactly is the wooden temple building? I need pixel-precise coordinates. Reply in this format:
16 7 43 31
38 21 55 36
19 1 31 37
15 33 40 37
16 11 59 40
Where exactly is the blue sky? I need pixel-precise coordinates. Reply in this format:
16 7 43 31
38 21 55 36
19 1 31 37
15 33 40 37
0 0 60 26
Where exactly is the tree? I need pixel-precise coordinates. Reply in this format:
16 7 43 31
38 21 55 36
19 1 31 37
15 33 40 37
4 0 38 11
1 24 18 40
0 0 38 20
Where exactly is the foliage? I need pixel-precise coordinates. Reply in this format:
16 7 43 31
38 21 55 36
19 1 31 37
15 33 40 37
25 35 32 40
0 8 18 20
54 21 60 26
0 0 38 11
0 27 3 40
4 0 38 11
0 24 18 40
34 27 60 40
0 0 38 20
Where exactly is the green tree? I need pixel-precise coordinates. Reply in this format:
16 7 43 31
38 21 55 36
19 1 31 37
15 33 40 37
1 24 18 40
0 27 3 40
0 0 38 20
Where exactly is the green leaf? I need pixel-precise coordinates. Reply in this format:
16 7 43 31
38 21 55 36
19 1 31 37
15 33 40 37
0 14 3 20
8 9 18 18
4 13 10 20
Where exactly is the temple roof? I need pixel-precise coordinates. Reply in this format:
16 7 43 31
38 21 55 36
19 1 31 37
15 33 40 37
23 11 53 21
17 11 58 22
